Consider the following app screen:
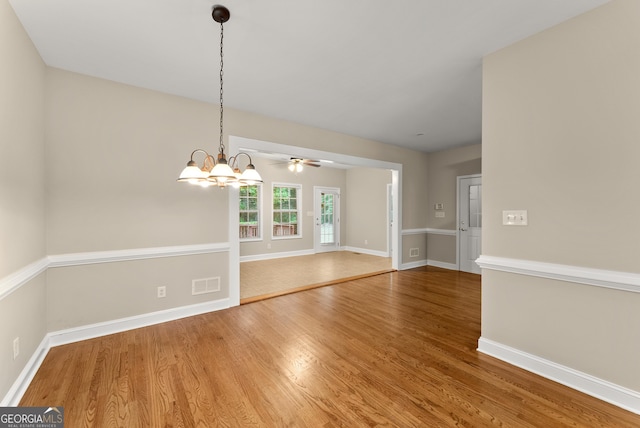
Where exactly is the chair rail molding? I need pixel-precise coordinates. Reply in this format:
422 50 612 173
48 242 230 267
0 258 49 301
0 243 231 302
476 255 640 294
402 228 456 236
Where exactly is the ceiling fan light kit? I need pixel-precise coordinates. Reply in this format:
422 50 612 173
287 158 321 173
177 5 262 188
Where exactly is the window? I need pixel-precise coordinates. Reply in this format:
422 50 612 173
272 184 301 238
239 185 261 240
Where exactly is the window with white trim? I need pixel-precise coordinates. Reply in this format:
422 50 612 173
272 184 301 238
239 184 261 241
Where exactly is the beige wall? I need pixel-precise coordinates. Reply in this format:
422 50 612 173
40 67 430 327
402 233 428 263
426 234 456 265
225 112 429 232
482 0 640 391
0 1 47 402
42 69 234 333
345 168 392 252
426 144 481 265
1 4 431 400
0 0 46 276
45 69 230 254
240 158 348 256
427 144 481 230
47 253 228 331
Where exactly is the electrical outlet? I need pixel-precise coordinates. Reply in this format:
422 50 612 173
157 286 166 298
13 337 19 360
364 239 368 245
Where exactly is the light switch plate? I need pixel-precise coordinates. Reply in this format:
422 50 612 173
503 210 528 226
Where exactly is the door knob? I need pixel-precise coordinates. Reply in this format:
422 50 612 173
460 228 468 231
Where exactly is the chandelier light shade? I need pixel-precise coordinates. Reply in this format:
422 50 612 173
178 5 262 188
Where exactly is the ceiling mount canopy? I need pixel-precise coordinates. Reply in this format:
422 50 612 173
211 5 230 23
177 5 262 188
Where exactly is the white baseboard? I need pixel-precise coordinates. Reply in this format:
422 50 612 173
478 337 640 415
2 297 231 406
427 260 458 270
342 246 389 258
48 298 231 347
1 336 50 406
241 247 391 263
400 259 428 270
240 249 314 262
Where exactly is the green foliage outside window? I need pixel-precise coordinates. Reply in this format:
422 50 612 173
239 185 260 239
273 185 300 236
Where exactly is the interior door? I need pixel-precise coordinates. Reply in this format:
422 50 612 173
458 176 482 274
314 187 340 253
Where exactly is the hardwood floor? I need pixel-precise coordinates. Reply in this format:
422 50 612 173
240 251 393 302
21 267 640 427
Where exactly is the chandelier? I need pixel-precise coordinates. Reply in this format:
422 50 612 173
178 5 262 188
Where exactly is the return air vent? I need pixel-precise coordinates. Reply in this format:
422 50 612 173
192 277 221 295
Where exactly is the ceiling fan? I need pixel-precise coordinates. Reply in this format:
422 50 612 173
288 157 321 172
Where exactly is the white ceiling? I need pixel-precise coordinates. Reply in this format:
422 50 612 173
10 0 609 153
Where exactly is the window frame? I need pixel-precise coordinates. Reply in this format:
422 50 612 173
271 182 302 240
239 183 263 242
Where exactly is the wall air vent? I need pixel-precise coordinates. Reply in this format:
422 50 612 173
192 277 221 295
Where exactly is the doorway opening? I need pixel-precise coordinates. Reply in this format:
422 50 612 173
227 136 402 306
457 174 482 274
314 187 340 253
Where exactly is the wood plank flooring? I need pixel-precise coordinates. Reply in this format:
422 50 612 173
21 267 640 427
240 251 393 301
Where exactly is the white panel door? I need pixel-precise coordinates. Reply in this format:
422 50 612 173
314 187 340 253
458 176 482 274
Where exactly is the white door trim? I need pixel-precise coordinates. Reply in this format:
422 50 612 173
314 186 340 253
456 174 482 272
